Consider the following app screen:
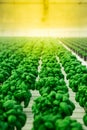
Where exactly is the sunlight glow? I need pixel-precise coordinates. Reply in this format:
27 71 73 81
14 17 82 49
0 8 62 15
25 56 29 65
1 28 86 37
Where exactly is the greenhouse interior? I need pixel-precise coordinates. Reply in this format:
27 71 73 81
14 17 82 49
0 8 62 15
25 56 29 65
0 0 87 130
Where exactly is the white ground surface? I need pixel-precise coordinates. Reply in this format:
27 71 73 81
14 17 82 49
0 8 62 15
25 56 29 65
58 40 87 67
22 89 87 130
57 56 87 130
57 41 87 130
22 90 40 130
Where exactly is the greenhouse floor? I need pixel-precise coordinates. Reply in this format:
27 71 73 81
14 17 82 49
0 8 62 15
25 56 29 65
22 89 87 130
23 90 40 130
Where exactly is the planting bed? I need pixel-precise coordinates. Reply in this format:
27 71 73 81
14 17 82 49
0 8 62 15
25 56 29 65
0 37 87 130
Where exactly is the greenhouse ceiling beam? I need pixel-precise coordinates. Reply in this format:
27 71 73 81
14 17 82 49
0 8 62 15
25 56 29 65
0 2 87 5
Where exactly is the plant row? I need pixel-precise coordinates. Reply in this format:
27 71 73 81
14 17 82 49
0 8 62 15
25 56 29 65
0 38 30 83
57 43 87 126
0 38 43 130
60 38 87 60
